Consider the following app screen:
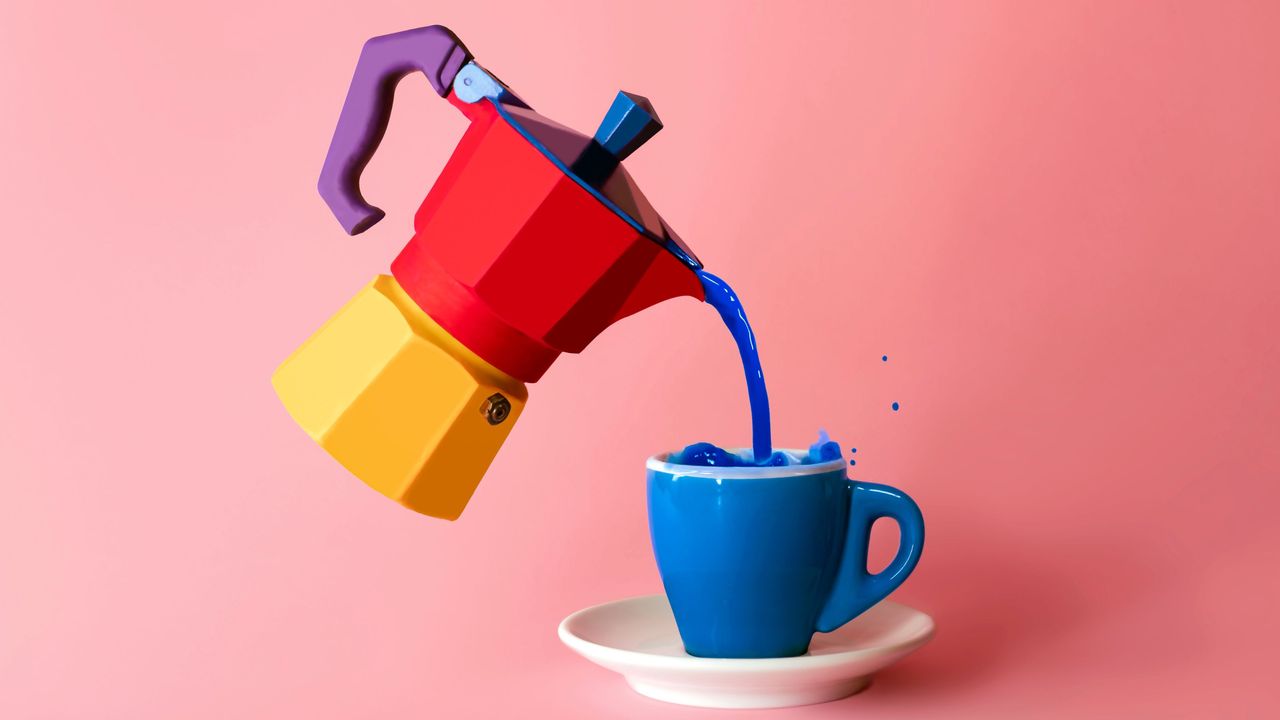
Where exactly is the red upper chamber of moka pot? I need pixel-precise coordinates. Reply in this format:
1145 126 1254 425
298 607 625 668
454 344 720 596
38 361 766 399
318 26 706 383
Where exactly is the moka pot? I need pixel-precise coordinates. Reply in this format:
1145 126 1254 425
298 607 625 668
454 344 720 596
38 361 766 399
273 25 705 519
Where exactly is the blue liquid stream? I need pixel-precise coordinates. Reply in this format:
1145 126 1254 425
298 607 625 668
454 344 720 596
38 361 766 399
697 271 772 462
685 271 846 468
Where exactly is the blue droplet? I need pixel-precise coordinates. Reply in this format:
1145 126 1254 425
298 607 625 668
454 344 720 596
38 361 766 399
882 355 888 362
850 447 857 453
849 459 857 466
891 401 900 411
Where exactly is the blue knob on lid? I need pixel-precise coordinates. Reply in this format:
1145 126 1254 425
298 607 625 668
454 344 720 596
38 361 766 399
594 91 662 160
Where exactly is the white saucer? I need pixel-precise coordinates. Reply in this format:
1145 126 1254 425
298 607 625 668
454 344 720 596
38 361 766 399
558 594 935 709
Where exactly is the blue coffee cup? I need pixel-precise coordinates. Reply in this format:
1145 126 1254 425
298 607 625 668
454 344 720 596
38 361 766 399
646 450 925 658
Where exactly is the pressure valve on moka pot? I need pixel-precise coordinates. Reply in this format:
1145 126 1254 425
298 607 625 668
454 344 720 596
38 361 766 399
272 25 706 520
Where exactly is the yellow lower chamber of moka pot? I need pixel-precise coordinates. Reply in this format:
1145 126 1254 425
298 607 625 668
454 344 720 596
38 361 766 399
271 274 527 520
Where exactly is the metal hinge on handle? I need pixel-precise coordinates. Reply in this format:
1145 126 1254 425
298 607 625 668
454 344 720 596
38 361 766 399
453 62 528 107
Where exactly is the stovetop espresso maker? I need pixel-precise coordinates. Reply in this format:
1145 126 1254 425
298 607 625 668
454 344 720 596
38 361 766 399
273 25 706 519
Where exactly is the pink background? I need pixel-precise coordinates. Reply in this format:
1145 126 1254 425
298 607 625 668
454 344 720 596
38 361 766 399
3 1 1278 717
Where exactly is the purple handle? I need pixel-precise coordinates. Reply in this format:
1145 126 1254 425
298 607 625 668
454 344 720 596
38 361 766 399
318 26 472 235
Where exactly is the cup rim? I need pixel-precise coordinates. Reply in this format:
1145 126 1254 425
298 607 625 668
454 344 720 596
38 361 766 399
646 448 847 479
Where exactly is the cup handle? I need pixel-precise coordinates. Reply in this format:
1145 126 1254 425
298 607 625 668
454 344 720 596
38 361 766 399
815 481 925 633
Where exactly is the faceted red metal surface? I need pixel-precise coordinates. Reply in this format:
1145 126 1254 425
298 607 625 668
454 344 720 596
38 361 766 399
392 97 703 382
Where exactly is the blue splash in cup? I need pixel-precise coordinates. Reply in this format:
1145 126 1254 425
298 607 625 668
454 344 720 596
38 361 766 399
646 450 925 658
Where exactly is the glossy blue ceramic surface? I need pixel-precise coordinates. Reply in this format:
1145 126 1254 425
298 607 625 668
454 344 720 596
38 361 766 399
647 454 924 658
